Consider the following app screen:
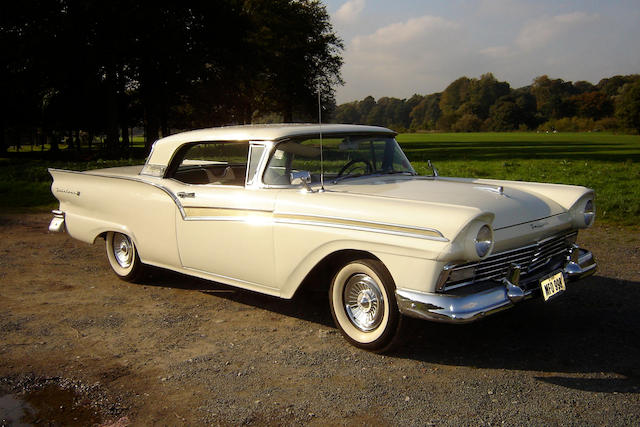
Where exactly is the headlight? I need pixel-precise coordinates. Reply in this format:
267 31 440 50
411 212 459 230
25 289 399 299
475 225 493 258
463 221 494 260
583 199 595 227
570 194 595 229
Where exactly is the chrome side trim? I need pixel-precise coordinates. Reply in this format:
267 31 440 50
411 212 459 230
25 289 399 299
274 216 447 241
396 248 596 323
275 212 448 242
183 207 272 222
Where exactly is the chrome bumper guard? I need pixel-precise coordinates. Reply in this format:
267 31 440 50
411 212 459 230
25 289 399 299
396 247 597 324
48 210 66 233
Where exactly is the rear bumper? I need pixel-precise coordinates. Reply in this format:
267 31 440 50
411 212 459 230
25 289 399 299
395 247 596 324
48 210 66 233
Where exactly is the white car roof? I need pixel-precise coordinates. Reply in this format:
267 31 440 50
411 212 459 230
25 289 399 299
145 124 395 168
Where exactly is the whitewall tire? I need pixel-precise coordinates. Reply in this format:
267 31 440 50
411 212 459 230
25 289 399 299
105 231 143 282
329 259 405 352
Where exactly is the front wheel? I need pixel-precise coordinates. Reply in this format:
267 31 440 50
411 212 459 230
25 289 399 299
329 258 405 352
105 231 143 282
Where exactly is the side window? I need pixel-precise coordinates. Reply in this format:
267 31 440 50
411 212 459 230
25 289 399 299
173 142 249 186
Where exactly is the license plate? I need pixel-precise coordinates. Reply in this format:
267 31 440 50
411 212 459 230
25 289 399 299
540 271 566 301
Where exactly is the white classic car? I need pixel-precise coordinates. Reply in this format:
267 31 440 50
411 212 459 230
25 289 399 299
49 124 597 351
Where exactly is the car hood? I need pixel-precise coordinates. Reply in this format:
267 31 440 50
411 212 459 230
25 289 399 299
328 176 566 230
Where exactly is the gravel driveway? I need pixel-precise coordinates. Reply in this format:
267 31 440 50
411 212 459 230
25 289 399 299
1 214 639 425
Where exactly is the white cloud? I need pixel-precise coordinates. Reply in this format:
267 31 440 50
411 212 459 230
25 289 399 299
340 15 468 101
352 15 458 47
516 12 599 51
335 0 366 23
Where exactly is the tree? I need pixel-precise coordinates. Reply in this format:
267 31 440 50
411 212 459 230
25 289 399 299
467 73 510 119
409 93 440 130
570 91 613 120
439 77 471 115
530 75 579 120
487 100 520 131
1 0 344 155
451 113 482 132
616 80 640 133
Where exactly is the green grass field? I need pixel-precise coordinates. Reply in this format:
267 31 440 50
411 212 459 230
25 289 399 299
1 132 638 226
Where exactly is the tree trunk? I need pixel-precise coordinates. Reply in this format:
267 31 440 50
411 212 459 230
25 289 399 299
144 105 160 153
0 120 5 154
118 69 129 153
120 111 129 152
103 60 120 156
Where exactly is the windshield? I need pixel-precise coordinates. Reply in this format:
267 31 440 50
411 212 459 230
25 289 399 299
263 136 415 185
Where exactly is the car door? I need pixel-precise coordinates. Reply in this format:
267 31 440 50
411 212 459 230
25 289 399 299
165 141 277 291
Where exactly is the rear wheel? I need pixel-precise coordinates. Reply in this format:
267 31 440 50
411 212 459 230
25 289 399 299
329 258 405 352
105 232 143 282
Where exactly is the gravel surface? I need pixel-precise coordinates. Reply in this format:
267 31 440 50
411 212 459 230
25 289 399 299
1 214 639 425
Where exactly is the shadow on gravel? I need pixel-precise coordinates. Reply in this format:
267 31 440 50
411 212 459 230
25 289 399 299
135 269 640 394
396 275 640 394
136 266 335 328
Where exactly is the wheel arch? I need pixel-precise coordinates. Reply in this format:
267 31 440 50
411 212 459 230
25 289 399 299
287 248 400 300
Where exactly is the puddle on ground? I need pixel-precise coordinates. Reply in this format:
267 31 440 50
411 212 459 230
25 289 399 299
0 384 102 426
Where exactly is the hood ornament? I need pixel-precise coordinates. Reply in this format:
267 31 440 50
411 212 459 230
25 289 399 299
474 185 508 197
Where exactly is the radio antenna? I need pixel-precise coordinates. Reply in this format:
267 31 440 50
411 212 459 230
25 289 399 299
317 83 325 192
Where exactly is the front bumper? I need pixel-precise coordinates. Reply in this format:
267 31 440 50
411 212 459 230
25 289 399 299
395 247 596 324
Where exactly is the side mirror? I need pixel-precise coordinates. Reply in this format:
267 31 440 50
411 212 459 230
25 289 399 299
290 170 314 192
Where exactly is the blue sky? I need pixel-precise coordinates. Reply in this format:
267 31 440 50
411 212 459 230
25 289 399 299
323 0 640 103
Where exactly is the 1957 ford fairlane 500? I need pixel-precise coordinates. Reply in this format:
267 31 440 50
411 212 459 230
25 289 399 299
49 124 597 351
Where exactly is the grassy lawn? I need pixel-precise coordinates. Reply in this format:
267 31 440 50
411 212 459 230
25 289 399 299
1 132 638 226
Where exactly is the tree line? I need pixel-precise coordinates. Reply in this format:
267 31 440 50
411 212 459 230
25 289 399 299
333 73 640 134
1 0 343 155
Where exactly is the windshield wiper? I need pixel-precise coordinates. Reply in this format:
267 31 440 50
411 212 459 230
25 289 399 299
379 170 416 176
332 170 415 183
331 173 364 184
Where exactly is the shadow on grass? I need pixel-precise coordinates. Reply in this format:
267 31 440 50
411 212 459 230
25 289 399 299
401 141 640 162
135 268 640 393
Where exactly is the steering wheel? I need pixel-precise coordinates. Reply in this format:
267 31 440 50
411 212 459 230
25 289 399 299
337 159 373 178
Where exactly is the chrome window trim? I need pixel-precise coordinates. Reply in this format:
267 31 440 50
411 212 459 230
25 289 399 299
246 142 268 187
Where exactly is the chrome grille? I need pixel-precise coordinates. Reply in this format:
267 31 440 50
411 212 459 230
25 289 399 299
443 232 577 291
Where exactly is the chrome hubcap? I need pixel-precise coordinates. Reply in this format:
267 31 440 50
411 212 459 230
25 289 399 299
344 273 385 332
112 234 133 268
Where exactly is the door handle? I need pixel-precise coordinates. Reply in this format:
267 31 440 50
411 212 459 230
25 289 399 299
177 192 195 198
